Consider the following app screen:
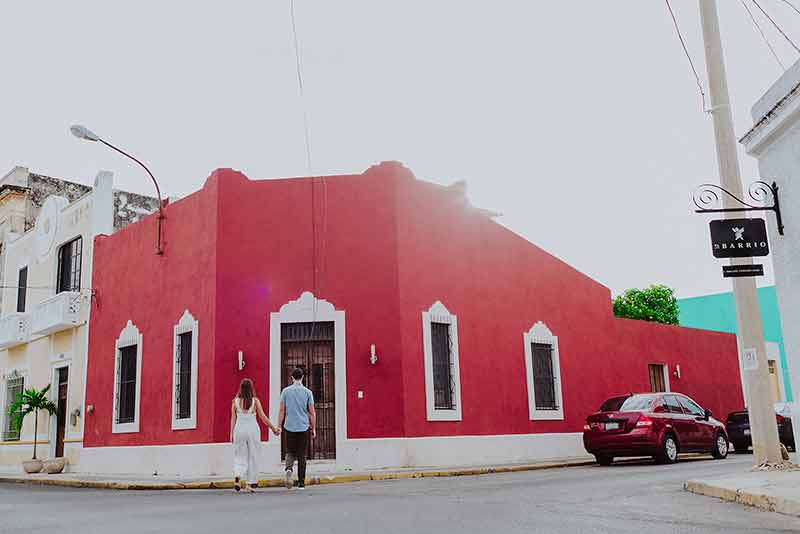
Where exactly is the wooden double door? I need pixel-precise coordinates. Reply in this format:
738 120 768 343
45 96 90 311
280 322 336 460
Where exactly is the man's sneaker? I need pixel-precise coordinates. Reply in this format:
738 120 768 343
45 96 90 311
284 469 293 490
297 485 305 490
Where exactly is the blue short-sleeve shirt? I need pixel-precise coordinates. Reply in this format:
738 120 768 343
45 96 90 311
280 383 314 432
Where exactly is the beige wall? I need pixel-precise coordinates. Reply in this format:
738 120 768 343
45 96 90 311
0 184 103 471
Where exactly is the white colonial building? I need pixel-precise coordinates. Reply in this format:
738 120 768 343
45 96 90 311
741 59 800 458
0 168 157 472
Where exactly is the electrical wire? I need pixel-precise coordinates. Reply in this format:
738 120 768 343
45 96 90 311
752 0 800 53
290 0 313 175
779 0 800 18
742 0 786 70
665 0 708 112
0 286 93 292
289 0 323 362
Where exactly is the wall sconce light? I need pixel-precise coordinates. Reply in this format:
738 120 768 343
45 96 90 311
70 407 81 427
370 344 378 365
238 350 245 371
674 364 681 379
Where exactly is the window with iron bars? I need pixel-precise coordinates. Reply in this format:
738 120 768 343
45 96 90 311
116 345 138 424
531 343 558 410
431 322 456 410
175 332 192 420
56 236 82 293
3 375 24 441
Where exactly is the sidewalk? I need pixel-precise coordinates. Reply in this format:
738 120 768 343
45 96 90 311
686 469 800 517
0 456 595 490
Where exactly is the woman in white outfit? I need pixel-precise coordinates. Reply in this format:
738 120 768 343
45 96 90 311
230 378 280 492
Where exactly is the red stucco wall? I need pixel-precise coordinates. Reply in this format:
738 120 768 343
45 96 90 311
84 176 219 447
392 175 743 437
83 163 743 449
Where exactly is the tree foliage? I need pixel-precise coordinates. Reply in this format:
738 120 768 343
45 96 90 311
612 285 680 325
7 384 57 459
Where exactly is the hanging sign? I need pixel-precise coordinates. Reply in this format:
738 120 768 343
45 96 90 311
722 264 764 278
709 218 769 258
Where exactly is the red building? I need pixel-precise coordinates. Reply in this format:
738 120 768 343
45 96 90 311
80 162 743 475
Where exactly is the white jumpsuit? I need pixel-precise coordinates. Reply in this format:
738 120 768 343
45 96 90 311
233 398 260 485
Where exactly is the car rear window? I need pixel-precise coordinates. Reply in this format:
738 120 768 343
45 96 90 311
599 394 657 412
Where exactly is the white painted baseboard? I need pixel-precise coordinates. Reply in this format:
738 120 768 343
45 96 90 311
79 433 586 477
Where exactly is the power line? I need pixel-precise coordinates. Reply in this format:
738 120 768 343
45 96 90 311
752 0 800 54
742 0 786 70
665 0 708 112
289 0 322 353
779 0 800 18
290 0 313 175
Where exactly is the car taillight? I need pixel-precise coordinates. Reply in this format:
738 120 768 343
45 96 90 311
636 415 653 427
776 414 786 425
583 424 591 431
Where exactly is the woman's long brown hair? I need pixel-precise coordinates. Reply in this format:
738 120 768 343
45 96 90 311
238 378 254 411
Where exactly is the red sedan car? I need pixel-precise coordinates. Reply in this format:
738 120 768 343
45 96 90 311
583 392 729 465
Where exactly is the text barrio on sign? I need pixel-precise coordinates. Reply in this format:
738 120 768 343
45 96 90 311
709 218 769 259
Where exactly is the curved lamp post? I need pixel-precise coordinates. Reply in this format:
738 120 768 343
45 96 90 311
70 125 165 255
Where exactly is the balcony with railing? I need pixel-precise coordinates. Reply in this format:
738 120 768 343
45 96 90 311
0 313 31 349
30 291 85 336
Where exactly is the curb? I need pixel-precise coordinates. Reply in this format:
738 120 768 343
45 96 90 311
685 480 800 517
0 460 595 491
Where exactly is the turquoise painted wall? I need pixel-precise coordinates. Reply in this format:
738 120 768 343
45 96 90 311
678 286 792 401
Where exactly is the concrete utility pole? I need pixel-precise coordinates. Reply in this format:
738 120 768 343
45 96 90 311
698 0 782 465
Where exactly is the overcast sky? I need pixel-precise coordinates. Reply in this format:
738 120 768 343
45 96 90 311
2 1 799 298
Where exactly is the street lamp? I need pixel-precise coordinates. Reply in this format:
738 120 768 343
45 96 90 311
70 124 165 255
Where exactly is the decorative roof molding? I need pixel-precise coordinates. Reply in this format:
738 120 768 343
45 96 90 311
526 321 555 343
117 320 141 348
425 300 454 323
278 291 337 316
741 80 800 155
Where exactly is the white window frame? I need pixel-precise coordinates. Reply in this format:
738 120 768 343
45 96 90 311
422 301 462 422
16 265 28 313
112 320 142 434
171 310 198 430
524 321 564 421
0 368 28 442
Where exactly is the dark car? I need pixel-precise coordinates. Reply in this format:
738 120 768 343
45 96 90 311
725 403 795 454
583 392 729 466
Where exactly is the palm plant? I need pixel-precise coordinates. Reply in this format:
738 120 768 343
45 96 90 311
7 385 57 460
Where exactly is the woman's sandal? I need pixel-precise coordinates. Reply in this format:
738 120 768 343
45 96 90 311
234 477 241 492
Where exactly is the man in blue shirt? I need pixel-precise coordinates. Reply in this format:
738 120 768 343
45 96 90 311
279 367 316 489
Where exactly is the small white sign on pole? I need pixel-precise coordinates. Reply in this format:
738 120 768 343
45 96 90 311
742 348 759 371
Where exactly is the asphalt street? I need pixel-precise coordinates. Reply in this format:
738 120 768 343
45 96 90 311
0 455 796 534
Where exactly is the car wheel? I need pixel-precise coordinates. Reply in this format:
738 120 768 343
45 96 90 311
711 433 728 459
656 434 679 464
595 454 613 466
733 442 750 454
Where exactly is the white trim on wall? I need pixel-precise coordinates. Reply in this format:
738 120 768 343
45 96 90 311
422 301 463 422
171 310 199 431
112 320 142 434
78 432 589 476
523 321 565 421
0 368 27 442
269 292 346 464
0 367 31 441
